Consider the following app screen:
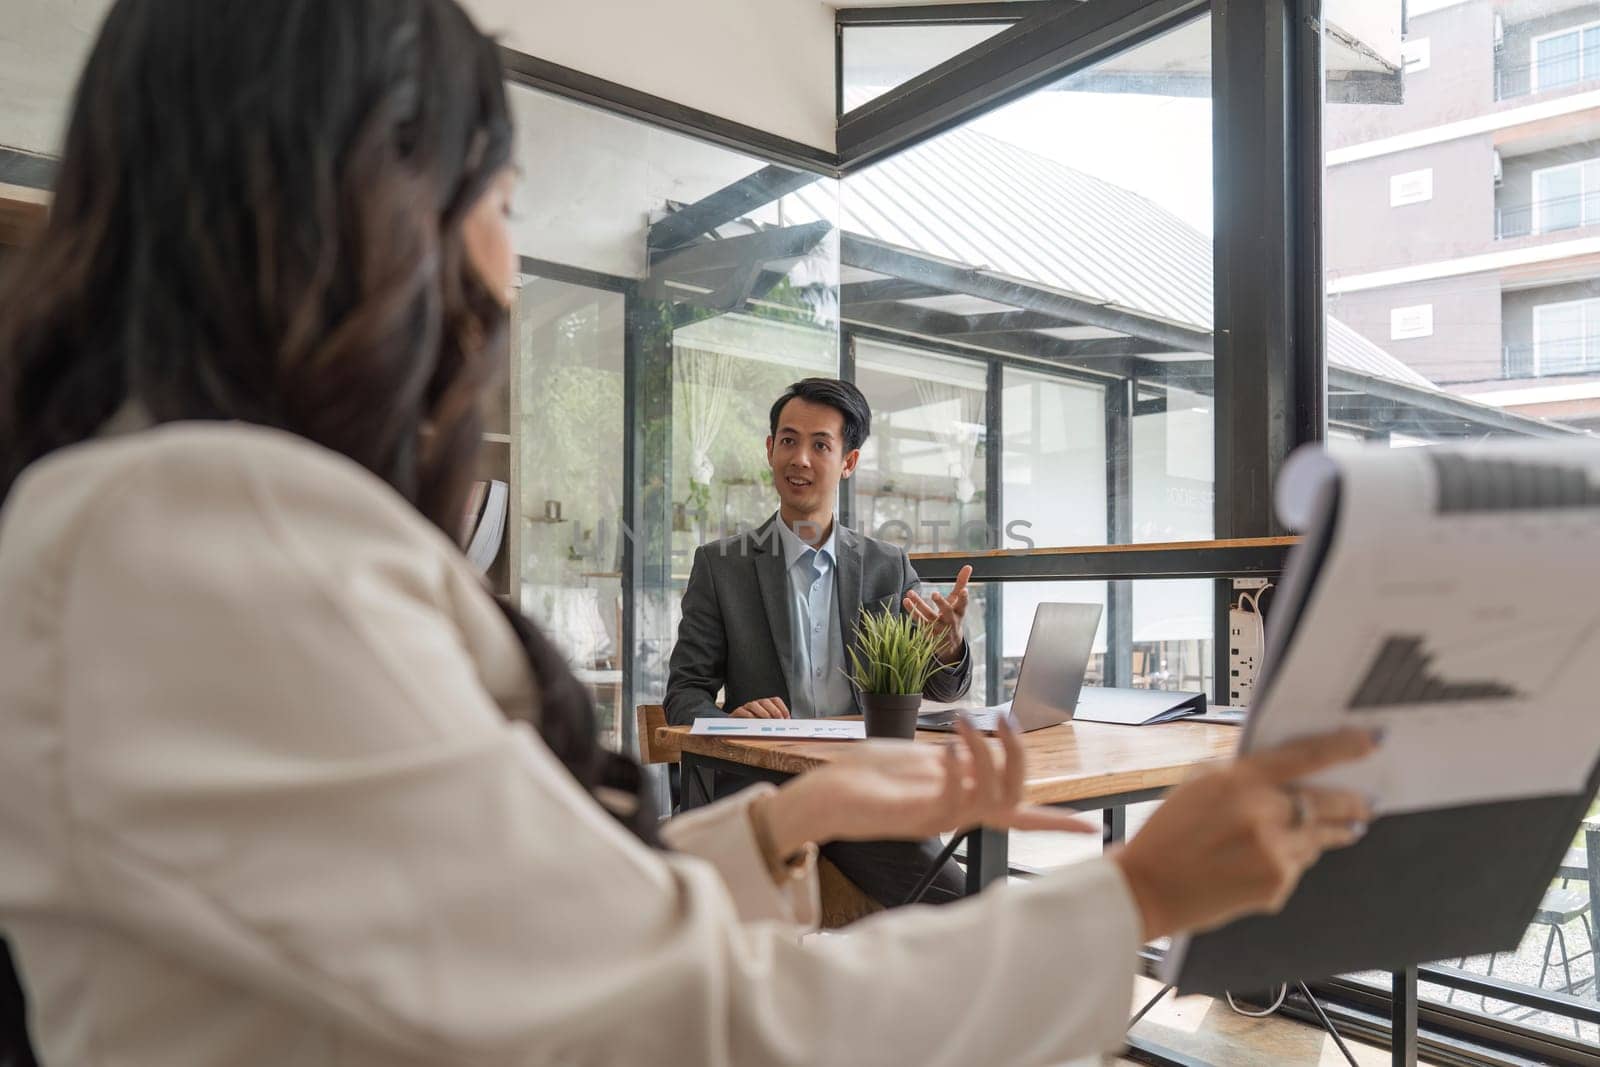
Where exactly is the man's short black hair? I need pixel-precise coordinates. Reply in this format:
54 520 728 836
769 378 872 453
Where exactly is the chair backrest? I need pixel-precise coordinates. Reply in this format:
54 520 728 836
635 705 678 766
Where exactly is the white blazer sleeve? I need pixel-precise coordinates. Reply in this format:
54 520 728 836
659 785 822 928
57 442 1141 1066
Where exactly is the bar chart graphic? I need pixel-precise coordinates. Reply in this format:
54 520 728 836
1429 452 1600 514
1347 635 1522 710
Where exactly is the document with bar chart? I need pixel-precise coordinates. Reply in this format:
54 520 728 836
1240 440 1600 816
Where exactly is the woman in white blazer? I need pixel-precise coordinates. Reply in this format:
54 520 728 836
0 2 1377 1064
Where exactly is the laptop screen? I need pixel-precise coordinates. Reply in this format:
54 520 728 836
1011 602 1104 730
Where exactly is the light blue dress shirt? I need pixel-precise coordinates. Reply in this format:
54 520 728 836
772 515 856 719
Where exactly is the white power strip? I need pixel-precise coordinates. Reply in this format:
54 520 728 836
1228 607 1264 705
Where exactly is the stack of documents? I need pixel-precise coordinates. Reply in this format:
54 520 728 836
690 719 866 740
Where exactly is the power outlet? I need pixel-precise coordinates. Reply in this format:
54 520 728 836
1228 607 1264 705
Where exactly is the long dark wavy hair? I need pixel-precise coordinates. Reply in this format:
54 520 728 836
0 0 658 842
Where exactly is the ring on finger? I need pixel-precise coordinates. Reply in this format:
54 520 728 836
1285 787 1313 830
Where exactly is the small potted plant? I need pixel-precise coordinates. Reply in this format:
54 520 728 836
847 609 951 739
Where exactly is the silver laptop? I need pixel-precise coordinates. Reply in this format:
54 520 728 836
920 602 1103 734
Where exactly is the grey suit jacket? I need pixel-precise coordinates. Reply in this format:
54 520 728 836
665 516 973 725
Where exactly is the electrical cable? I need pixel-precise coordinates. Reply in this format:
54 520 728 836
1225 985 1288 1017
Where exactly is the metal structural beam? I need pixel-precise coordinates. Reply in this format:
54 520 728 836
844 303 1185 383
642 222 832 309
834 2 1054 26
839 278 951 305
1329 369 1579 439
941 310 1074 335
985 334 1181 357
1212 0 1313 544
842 299 971 337
911 539 1296 583
648 166 821 252
843 234 1215 352
1104 378 1135 688
837 0 1208 168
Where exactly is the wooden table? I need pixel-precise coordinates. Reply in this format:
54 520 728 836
659 717 1240 893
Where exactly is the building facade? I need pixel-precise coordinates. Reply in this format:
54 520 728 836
1326 0 1600 431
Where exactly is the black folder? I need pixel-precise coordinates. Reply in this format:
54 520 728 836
1171 763 1599 995
1168 464 1600 995
1073 687 1205 726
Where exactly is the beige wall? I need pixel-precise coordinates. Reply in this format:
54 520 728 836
0 1 840 161
463 0 838 152
0 0 112 157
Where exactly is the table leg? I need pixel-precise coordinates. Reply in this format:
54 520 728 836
1392 968 1418 1067
1105 806 1128 847
678 752 713 812
965 828 1009 894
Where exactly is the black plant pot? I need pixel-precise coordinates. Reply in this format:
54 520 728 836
861 692 922 739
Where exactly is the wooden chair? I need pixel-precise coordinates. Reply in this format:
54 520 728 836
1130 650 1149 688
817 858 883 928
633 704 880 929
635 704 676 766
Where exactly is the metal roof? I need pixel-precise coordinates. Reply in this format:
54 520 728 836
809 123 1439 391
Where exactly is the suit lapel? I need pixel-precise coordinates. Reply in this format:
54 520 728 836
835 523 865 712
752 516 795 700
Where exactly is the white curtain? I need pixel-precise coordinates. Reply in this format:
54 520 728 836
677 348 739 488
911 378 983 504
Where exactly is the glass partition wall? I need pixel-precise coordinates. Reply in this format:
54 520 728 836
501 85 840 755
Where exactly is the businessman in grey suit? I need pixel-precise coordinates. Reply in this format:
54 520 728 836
666 378 976 907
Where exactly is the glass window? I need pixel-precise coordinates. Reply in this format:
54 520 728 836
840 13 1214 548
994 581 1110 700
512 276 626 750
1002 366 1107 551
1533 297 1600 375
503 84 840 756
1534 28 1583 90
1133 384 1214 542
1530 157 1600 235
840 23 1012 113
1531 22 1600 92
1533 160 1584 233
1133 580 1214 694
1325 2 1596 1042
669 313 837 550
851 338 990 553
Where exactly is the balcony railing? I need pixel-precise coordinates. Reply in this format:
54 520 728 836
1495 44 1600 101
1494 190 1600 239
1504 337 1600 378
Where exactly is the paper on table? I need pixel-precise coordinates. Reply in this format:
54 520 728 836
690 718 867 740
1243 440 1600 816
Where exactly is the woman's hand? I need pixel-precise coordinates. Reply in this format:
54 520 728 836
1112 728 1378 941
762 716 1097 857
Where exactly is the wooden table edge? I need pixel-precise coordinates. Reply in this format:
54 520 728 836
654 720 1238 806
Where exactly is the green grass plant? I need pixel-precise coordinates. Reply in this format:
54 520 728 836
847 609 951 696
